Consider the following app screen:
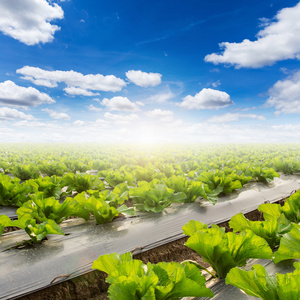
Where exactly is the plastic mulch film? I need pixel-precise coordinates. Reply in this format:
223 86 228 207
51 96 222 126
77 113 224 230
0 206 17 219
0 175 299 299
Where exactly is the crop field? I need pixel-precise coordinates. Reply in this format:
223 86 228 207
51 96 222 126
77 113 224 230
1 143 300 300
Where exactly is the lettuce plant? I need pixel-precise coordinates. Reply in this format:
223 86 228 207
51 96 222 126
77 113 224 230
92 252 214 300
183 220 272 278
259 190 300 223
16 192 89 224
197 170 242 195
12 164 40 180
30 176 63 199
61 173 105 194
226 262 300 300
38 161 67 176
105 170 135 187
164 175 218 204
0 174 37 206
250 166 280 184
0 214 64 243
129 181 186 212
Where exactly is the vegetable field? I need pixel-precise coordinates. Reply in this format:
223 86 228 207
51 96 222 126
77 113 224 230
0 143 300 300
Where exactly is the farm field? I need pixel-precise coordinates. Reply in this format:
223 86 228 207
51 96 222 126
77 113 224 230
1 143 300 299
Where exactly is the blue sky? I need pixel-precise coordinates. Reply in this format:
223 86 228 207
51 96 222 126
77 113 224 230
0 0 300 143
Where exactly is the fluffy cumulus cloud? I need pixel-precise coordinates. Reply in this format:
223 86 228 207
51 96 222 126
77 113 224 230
205 2 300 68
266 70 300 114
0 0 64 45
206 113 266 123
17 66 126 93
42 108 70 120
0 80 55 107
178 88 233 110
126 70 162 87
0 107 35 120
101 96 140 112
104 112 139 125
145 109 174 122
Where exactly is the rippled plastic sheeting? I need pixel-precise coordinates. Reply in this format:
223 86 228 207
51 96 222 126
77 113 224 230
0 175 299 299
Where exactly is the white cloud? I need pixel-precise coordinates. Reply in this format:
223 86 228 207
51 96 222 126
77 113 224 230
101 96 140 112
178 88 233 110
104 112 139 125
87 104 102 112
145 109 174 122
13 120 56 128
0 0 64 45
0 107 35 120
136 101 145 106
42 108 70 120
0 80 55 107
211 80 221 88
126 70 162 87
17 66 126 92
73 120 85 126
266 70 300 114
64 86 100 96
206 113 266 123
205 2 300 68
146 91 174 103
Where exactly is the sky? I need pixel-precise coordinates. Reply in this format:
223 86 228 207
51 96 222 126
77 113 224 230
0 0 300 143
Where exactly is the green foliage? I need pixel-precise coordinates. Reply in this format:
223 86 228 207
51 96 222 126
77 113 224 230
197 170 242 195
12 164 40 180
273 157 300 175
92 252 214 300
259 190 300 223
30 176 63 199
105 170 135 187
129 181 186 212
24 219 65 243
273 224 300 264
164 175 218 204
74 192 121 224
0 174 37 206
226 262 300 300
0 214 64 243
250 166 280 184
281 190 300 223
229 212 292 249
16 192 85 224
184 220 272 278
39 161 67 176
61 173 105 193
133 164 166 182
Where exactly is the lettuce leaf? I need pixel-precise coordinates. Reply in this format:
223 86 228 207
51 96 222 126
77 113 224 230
226 262 300 300
273 224 300 264
229 212 292 249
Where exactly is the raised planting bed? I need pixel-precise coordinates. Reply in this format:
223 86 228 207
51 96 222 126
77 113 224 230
0 175 300 300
